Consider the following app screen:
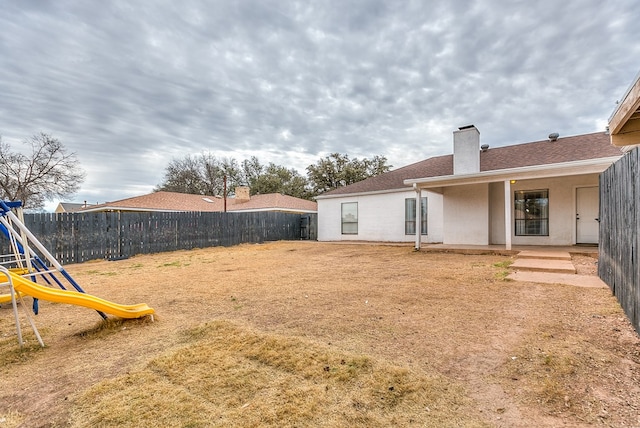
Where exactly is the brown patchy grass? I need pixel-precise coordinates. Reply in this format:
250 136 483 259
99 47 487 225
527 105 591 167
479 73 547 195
70 321 476 427
1 241 639 427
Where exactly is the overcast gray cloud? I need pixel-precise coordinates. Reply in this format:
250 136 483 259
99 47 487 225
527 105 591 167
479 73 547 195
1 0 638 209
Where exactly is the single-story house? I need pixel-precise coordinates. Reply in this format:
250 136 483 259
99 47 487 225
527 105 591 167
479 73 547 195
316 127 622 249
75 187 317 214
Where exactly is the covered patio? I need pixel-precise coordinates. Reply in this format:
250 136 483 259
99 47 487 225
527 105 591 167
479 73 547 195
405 132 620 251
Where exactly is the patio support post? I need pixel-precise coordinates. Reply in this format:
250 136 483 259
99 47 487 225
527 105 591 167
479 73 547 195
504 180 512 250
414 184 421 250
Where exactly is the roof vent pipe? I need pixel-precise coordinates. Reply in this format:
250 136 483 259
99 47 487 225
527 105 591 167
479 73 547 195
548 132 559 141
480 144 489 152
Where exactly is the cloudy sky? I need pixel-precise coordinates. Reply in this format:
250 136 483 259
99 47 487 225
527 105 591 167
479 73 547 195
1 1 638 210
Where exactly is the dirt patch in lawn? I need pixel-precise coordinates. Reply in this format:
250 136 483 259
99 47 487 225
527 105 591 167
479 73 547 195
1 242 639 427
571 254 599 276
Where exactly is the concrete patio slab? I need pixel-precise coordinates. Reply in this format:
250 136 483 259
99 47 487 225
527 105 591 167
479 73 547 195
416 243 598 257
507 271 607 288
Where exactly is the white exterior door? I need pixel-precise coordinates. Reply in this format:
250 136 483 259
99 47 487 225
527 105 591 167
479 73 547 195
576 186 599 244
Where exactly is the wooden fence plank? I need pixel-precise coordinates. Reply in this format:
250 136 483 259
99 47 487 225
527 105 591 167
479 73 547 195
599 147 640 334
0 211 316 266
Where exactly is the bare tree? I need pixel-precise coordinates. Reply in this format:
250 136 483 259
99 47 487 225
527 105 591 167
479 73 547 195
156 153 243 197
0 133 85 209
155 155 206 194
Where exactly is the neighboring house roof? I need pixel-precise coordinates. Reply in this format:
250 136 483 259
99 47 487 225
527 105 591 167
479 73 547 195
318 132 623 197
55 202 93 213
78 191 317 214
225 193 318 213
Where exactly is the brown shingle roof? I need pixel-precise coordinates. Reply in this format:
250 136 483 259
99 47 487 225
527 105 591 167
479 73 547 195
79 191 317 213
321 132 622 196
228 193 318 212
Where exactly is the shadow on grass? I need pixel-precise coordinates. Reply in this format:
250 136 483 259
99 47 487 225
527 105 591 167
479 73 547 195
74 315 156 340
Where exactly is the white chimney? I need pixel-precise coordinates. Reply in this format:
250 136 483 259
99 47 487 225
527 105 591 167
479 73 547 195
453 125 480 175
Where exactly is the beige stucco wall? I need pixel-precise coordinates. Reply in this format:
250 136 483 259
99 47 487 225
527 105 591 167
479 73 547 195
509 173 599 246
441 173 600 246
489 182 506 244
443 183 489 245
318 172 601 246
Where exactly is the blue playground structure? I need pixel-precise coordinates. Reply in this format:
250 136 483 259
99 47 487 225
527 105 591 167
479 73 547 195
0 200 153 348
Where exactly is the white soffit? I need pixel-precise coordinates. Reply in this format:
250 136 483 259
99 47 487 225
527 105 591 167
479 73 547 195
404 156 621 189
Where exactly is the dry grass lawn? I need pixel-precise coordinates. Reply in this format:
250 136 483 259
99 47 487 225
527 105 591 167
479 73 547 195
1 241 639 427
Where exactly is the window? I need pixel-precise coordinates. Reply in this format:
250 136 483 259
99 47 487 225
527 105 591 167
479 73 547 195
515 190 549 236
341 202 358 234
405 197 428 235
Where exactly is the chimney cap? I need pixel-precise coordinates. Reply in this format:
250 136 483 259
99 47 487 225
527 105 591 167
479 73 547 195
548 132 559 141
458 124 476 130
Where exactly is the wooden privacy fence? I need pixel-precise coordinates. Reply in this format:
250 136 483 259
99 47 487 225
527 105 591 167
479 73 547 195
1 211 317 265
599 147 640 335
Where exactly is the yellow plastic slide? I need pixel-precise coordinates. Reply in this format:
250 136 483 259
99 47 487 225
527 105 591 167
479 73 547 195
1 271 154 319
0 268 28 303
0 292 19 304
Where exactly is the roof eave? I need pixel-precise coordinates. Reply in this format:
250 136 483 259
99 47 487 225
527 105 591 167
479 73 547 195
78 206 190 213
609 70 640 147
315 187 415 200
230 207 317 213
405 156 621 189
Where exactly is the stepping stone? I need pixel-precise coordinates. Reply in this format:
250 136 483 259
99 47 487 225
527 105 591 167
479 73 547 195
516 250 571 261
510 258 576 274
507 271 606 288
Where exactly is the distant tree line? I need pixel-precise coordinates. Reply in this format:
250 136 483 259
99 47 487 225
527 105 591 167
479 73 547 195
0 131 393 209
155 152 391 200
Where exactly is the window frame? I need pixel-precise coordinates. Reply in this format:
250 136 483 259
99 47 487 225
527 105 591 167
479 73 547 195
405 197 428 235
341 202 358 235
514 189 549 236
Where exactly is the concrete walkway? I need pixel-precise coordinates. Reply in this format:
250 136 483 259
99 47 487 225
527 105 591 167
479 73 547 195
509 259 576 274
507 250 607 288
418 243 599 257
